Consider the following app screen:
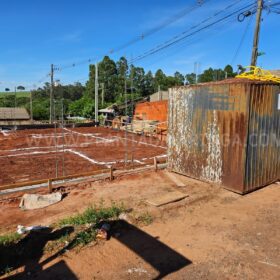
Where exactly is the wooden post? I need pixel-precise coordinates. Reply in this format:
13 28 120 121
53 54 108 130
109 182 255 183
131 155 134 170
154 157 158 172
110 166 114 181
48 179 53 193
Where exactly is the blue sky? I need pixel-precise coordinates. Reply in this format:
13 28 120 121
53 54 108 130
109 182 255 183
0 0 279 91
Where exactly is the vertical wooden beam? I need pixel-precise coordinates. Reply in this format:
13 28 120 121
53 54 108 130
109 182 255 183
110 166 114 181
131 154 134 169
154 157 158 172
48 179 53 193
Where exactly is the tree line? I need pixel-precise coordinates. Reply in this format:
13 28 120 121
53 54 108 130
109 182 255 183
0 56 237 120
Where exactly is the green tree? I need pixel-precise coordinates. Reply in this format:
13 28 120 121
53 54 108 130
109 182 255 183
142 71 154 96
198 67 215 83
130 65 145 95
116 56 128 97
185 73 196 84
154 69 167 91
224 65 236 78
69 96 94 118
98 56 118 102
174 71 185 85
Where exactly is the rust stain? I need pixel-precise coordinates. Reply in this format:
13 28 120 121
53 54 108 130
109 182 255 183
168 80 280 194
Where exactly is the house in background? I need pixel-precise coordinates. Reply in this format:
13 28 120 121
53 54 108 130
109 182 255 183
0 107 31 126
149 90 169 102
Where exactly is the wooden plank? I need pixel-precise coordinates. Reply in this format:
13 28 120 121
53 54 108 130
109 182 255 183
0 168 110 192
146 190 188 207
50 168 109 181
0 179 48 191
164 171 185 187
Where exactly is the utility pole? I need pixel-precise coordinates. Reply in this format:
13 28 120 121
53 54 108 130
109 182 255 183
124 78 128 167
251 0 263 66
101 83 105 107
30 90 33 122
61 98 65 177
14 86 17 107
130 64 134 129
194 62 198 84
49 64 54 123
94 62 99 125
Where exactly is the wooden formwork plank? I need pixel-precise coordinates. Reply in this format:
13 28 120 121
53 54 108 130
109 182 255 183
0 168 110 192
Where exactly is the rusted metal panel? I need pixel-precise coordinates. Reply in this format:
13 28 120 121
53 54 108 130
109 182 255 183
168 80 280 194
245 84 280 192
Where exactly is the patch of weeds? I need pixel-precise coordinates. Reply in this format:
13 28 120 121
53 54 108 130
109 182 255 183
1 266 13 276
52 202 127 250
0 233 21 247
70 228 97 248
137 212 153 226
58 202 125 226
45 231 73 253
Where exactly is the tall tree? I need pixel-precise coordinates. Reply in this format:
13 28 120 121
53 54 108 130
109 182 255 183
98 56 118 102
116 56 128 97
154 69 167 91
143 71 154 96
185 73 196 85
224 65 236 78
130 65 145 95
174 71 185 85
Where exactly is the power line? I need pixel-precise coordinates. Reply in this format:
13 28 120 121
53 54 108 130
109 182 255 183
231 14 254 65
129 1 256 65
55 0 212 71
138 12 240 70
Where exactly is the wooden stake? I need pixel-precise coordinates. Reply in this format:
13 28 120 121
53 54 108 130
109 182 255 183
110 166 114 181
48 179 53 193
131 155 134 169
154 157 158 172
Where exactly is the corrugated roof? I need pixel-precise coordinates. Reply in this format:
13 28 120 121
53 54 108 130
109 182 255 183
270 70 280 77
172 78 279 89
0 107 30 120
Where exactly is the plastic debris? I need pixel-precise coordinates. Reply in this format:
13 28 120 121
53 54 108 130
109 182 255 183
17 225 49 234
96 223 111 240
19 192 62 210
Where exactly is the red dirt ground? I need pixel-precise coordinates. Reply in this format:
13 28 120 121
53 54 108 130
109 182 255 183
0 127 166 186
0 170 279 279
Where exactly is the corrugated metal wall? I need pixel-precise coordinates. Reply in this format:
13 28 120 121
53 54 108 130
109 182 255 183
245 84 280 192
168 80 280 194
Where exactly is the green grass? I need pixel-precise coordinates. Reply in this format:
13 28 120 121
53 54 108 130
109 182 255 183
71 228 97 247
55 203 126 248
136 212 153 226
0 232 21 247
0 91 30 98
0 203 126 258
58 203 125 227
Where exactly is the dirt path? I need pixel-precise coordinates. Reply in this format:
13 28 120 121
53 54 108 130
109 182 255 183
0 171 279 279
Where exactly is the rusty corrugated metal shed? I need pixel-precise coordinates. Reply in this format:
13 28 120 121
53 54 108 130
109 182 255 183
168 79 280 194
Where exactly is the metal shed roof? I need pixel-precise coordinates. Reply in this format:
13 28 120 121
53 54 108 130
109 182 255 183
0 107 30 120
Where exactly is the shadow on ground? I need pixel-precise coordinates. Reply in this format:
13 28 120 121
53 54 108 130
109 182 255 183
0 227 77 279
0 221 191 279
111 220 191 279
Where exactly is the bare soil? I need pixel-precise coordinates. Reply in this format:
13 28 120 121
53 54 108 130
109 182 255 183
0 170 279 279
0 127 166 185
